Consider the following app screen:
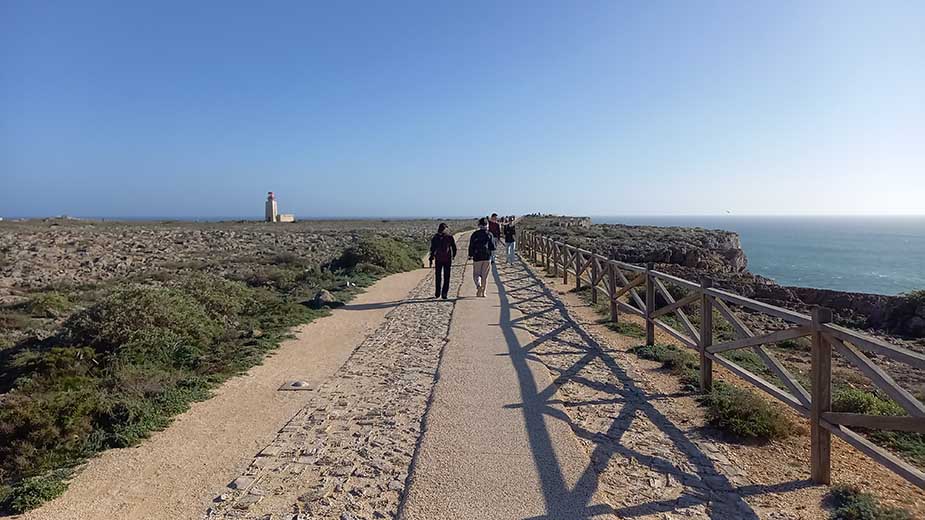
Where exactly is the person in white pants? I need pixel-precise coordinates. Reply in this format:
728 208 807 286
503 220 516 263
468 218 496 297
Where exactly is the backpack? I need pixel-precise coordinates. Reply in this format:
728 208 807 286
471 229 493 260
432 234 454 263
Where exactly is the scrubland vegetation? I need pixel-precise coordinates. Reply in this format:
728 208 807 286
0 234 425 513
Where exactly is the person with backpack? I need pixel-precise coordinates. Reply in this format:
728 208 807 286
488 213 502 264
468 217 495 297
503 219 516 263
429 223 457 299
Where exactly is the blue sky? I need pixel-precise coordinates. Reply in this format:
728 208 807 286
2 1 923 218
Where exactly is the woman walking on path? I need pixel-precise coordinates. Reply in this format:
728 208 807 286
429 223 457 299
488 213 502 264
468 218 495 297
503 220 516 264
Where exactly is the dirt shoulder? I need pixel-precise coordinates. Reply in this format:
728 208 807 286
18 267 429 520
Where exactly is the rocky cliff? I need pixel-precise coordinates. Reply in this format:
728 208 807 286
526 217 748 273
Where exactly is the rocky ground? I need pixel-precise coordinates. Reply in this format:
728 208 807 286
0 218 473 305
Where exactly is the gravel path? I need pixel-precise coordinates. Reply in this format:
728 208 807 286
205 255 469 520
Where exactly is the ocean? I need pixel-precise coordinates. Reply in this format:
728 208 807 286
592 216 925 296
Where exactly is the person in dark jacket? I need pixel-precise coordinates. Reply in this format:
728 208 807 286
468 218 495 297
488 213 502 264
503 220 516 263
429 223 457 299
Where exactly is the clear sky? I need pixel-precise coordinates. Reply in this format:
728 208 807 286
2 1 923 218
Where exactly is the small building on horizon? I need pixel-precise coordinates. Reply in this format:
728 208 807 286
265 192 296 223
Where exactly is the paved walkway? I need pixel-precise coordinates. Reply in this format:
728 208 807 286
202 252 758 520
399 260 616 520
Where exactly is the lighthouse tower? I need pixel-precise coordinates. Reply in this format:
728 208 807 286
265 192 278 222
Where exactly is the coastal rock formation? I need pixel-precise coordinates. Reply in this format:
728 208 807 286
522 216 924 340
527 216 747 273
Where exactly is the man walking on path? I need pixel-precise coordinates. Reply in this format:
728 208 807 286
429 223 457 299
468 218 495 297
503 219 516 264
488 213 502 264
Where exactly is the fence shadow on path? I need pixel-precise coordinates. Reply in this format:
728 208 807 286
492 261 812 520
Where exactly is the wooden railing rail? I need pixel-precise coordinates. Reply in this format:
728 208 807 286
519 229 925 489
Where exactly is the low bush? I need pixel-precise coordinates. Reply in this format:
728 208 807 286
63 286 223 367
24 292 73 319
622 318 791 443
833 387 925 466
829 484 912 520
334 237 422 274
719 349 770 379
4 473 68 514
629 343 700 388
608 321 647 339
833 387 904 417
702 382 794 441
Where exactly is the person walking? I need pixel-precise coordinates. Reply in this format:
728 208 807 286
468 217 495 297
503 219 516 263
429 223 457 299
488 213 502 264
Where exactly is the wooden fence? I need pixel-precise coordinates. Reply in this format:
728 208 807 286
519 230 925 489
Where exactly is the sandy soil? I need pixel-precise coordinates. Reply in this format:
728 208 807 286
18 267 429 520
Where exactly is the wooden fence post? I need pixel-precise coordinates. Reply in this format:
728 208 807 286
699 277 714 392
608 251 618 323
551 242 558 277
645 262 655 346
563 248 569 285
575 252 582 291
543 237 552 272
811 306 834 484
591 257 599 304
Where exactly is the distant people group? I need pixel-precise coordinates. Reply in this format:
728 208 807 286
428 214 516 299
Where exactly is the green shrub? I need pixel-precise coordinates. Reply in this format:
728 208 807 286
829 484 912 520
609 321 647 339
3 474 68 514
720 349 770 378
830 387 925 467
0 386 101 481
778 338 811 351
25 292 73 318
334 237 422 274
63 286 222 360
701 382 794 441
833 387 905 417
173 273 257 320
629 343 700 388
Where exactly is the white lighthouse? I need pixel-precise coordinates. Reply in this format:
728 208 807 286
265 192 278 222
